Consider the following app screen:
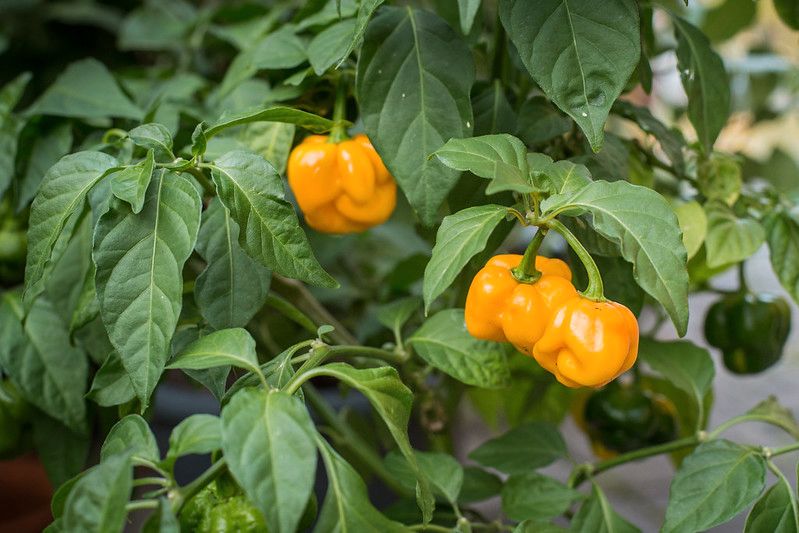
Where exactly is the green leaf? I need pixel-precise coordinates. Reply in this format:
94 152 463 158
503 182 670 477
26 58 143 120
17 121 73 210
384 450 464 504
542 180 689 335
335 0 385 67
166 414 222 463
31 416 90 488
194 199 271 330
613 101 686 173
0 75 26 196
357 6 475 224
304 363 434 520
473 81 516 136
704 201 765 268
24 151 118 304
774 0 799 29
702 0 757 42
409 309 510 388
110 150 154 214
671 15 730 151
118 1 197 52
639 338 714 429
500 0 640 151
205 106 336 139
517 96 572 147
142 498 180 533
210 151 336 288
86 352 135 407
52 472 85 519
570 484 639 533
221 388 317 533
528 154 592 196
458 0 481 34
745 396 799 440
765 211 799 305
168 328 261 377
376 297 420 334
663 440 766 533
673 200 707 260
698 153 742 205
422 205 508 312
128 123 174 160
94 171 201 407
0 71 31 114
469 421 566 474
435 134 531 193
459 467 503 503
0 294 88 432
745 477 798 533
313 434 406 532
308 18 358 75
172 326 231 402
101 414 160 462
63 453 133 533
502 472 584 521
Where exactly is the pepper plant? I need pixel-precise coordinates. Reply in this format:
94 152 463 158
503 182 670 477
1 0 799 532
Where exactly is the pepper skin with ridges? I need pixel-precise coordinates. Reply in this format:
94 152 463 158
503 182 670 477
287 134 396 234
533 298 639 388
464 254 576 351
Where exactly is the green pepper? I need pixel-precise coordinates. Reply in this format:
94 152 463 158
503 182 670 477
583 381 677 455
704 292 791 374
200 496 268 533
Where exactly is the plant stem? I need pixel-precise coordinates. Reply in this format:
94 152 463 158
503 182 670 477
126 500 159 511
738 261 749 293
133 477 169 488
410 525 453 532
283 343 331 393
771 442 799 457
264 293 318 335
511 228 547 283
568 435 700 488
326 344 409 365
172 459 228 514
329 78 349 143
546 219 604 300
182 165 215 196
271 275 359 345
304 384 413 497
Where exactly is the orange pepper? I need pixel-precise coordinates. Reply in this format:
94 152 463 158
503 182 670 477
533 297 639 388
464 254 577 353
287 134 397 234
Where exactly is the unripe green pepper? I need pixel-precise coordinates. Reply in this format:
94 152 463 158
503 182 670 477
200 496 268 533
704 292 791 374
584 381 677 455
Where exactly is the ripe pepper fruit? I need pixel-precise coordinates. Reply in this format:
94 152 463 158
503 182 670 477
287 134 397 234
464 254 576 354
533 297 639 388
583 381 677 455
704 292 791 374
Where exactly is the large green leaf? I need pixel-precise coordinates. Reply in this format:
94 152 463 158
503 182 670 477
24 151 118 304
458 0 481 34
517 96 572 147
100 414 160 462
468 421 566 474
335 0 385 67
473 81 516 136
0 293 87 432
570 484 639 533
704 201 765 268
765 211 799 305
499 0 640 151
194 199 271 330
409 309 510 388
168 328 261 376
422 205 509 312
639 338 714 430
435 134 531 193
86 352 135 407
502 473 584 521
542 180 689 335
308 18 358 75
221 388 317 533
210 151 336 287
31 415 89 488
384 450 464 504
673 200 707 260
313 434 406 532
663 440 766 533
62 453 133 533
17 121 73 210
357 6 474 224
26 58 143 120
301 363 434 520
110 150 154 214
671 15 730 151
94 171 201 407
528 154 592 195
128 123 174 160
203 106 335 139
745 477 799 533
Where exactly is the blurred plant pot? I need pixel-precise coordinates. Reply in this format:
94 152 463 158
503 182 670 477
0 453 53 532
